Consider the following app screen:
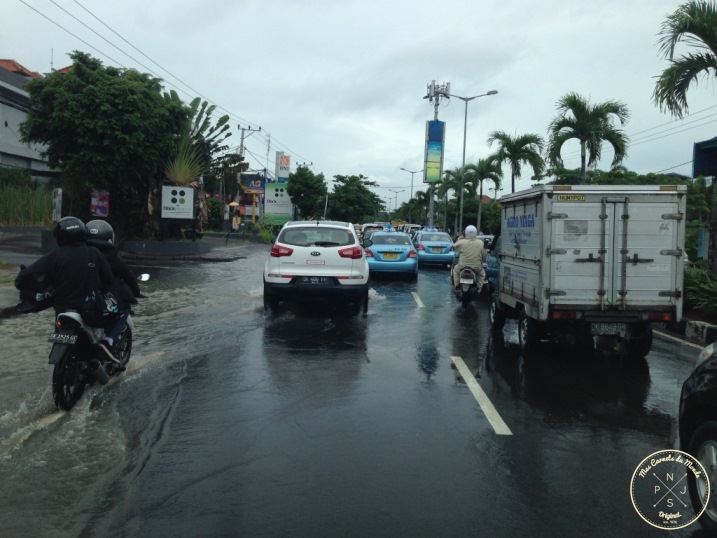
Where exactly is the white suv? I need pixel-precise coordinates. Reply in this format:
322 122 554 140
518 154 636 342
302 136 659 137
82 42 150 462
263 220 370 310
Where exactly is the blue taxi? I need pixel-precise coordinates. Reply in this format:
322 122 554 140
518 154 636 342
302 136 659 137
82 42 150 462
363 231 418 280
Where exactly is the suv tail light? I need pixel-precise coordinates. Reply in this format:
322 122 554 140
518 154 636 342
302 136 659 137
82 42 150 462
270 244 294 257
339 246 364 259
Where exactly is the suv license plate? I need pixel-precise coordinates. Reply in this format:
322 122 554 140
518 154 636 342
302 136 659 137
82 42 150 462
590 322 626 336
48 333 78 344
299 276 331 285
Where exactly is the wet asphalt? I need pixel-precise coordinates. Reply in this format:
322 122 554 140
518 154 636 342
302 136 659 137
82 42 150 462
0 240 710 537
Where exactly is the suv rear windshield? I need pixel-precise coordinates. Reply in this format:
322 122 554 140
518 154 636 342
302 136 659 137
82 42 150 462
280 227 355 247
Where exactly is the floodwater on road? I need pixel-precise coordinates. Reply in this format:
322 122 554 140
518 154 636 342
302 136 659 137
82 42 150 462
0 243 706 537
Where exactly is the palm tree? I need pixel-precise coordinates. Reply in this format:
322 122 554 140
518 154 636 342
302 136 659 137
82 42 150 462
435 171 462 234
487 131 544 193
653 1 717 274
412 190 431 225
653 0 717 118
466 158 503 232
443 165 476 233
545 92 629 184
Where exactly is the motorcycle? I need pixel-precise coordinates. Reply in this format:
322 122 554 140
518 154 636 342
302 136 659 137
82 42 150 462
453 266 483 308
48 274 149 410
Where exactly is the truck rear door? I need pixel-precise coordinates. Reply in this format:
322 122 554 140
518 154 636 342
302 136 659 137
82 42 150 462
548 195 680 309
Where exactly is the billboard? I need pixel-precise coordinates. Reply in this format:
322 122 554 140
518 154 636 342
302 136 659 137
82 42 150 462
424 120 445 183
264 183 293 225
161 186 195 219
242 173 265 194
275 152 291 183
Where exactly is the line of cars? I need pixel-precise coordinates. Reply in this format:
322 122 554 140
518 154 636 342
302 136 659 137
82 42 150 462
262 220 496 311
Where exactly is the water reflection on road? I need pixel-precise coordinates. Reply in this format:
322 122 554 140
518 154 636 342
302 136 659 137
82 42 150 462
0 244 704 536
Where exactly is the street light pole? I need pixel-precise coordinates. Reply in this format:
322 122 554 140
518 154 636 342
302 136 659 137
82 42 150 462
388 188 404 223
449 89 498 234
400 167 423 224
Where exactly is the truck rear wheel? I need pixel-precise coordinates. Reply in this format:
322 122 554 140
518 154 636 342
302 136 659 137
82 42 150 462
518 310 540 352
627 323 653 358
489 295 505 332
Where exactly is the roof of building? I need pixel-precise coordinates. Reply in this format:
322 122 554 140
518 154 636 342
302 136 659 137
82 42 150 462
0 59 41 78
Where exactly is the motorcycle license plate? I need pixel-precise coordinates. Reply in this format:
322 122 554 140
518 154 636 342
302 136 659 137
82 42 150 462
48 333 77 344
383 253 398 260
299 276 331 285
460 278 474 285
590 322 626 336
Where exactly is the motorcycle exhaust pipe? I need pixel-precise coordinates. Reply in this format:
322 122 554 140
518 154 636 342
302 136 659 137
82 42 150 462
89 359 110 385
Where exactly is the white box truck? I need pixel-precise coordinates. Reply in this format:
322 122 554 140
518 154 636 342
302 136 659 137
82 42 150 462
488 184 686 356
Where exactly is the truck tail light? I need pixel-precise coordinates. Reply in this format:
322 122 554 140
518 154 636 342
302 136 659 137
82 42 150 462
648 312 673 321
551 311 577 320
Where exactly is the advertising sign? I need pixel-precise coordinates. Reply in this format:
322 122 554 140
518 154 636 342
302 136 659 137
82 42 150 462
275 152 291 183
242 174 265 194
90 189 110 217
264 183 293 225
161 186 195 219
424 120 445 184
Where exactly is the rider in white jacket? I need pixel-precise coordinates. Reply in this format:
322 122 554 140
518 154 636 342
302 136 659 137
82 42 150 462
452 225 487 290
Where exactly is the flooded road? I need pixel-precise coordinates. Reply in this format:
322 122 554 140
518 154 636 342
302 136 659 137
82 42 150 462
0 243 706 536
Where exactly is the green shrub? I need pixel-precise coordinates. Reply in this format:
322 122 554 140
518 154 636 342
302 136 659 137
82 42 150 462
206 197 222 230
685 267 717 316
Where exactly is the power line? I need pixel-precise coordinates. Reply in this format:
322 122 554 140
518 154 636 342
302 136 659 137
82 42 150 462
19 0 313 166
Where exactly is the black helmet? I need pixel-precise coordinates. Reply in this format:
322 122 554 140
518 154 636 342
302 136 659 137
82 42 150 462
86 219 115 244
53 217 87 246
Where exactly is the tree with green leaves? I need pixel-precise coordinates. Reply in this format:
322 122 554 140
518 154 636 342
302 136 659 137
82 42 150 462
287 166 327 219
487 131 544 193
653 0 717 118
327 174 382 223
653 0 717 273
436 169 463 232
465 157 502 232
19 51 187 237
442 165 477 233
546 92 630 184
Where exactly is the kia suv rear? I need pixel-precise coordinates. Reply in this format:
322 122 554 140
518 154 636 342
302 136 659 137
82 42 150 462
263 220 369 310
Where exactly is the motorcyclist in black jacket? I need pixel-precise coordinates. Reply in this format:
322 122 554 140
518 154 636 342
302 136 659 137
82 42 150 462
15 216 117 361
86 219 142 352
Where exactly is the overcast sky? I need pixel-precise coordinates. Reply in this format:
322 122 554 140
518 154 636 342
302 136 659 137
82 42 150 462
4 0 716 208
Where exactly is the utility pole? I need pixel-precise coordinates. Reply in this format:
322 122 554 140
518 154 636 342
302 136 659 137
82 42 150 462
237 124 262 161
423 80 450 228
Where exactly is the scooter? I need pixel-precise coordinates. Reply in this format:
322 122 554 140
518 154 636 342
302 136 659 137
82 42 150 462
454 267 481 308
49 274 149 410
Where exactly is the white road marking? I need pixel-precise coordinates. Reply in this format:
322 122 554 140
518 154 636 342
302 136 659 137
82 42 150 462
654 330 703 350
412 292 424 308
451 355 513 436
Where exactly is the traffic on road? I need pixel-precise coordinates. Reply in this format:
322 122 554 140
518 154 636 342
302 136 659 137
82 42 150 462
0 240 711 536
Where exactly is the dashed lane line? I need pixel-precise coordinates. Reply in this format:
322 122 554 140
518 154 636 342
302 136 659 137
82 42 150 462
412 292 424 308
451 355 513 436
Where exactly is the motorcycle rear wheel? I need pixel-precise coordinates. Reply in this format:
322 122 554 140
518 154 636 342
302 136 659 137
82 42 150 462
106 328 133 376
52 353 87 411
